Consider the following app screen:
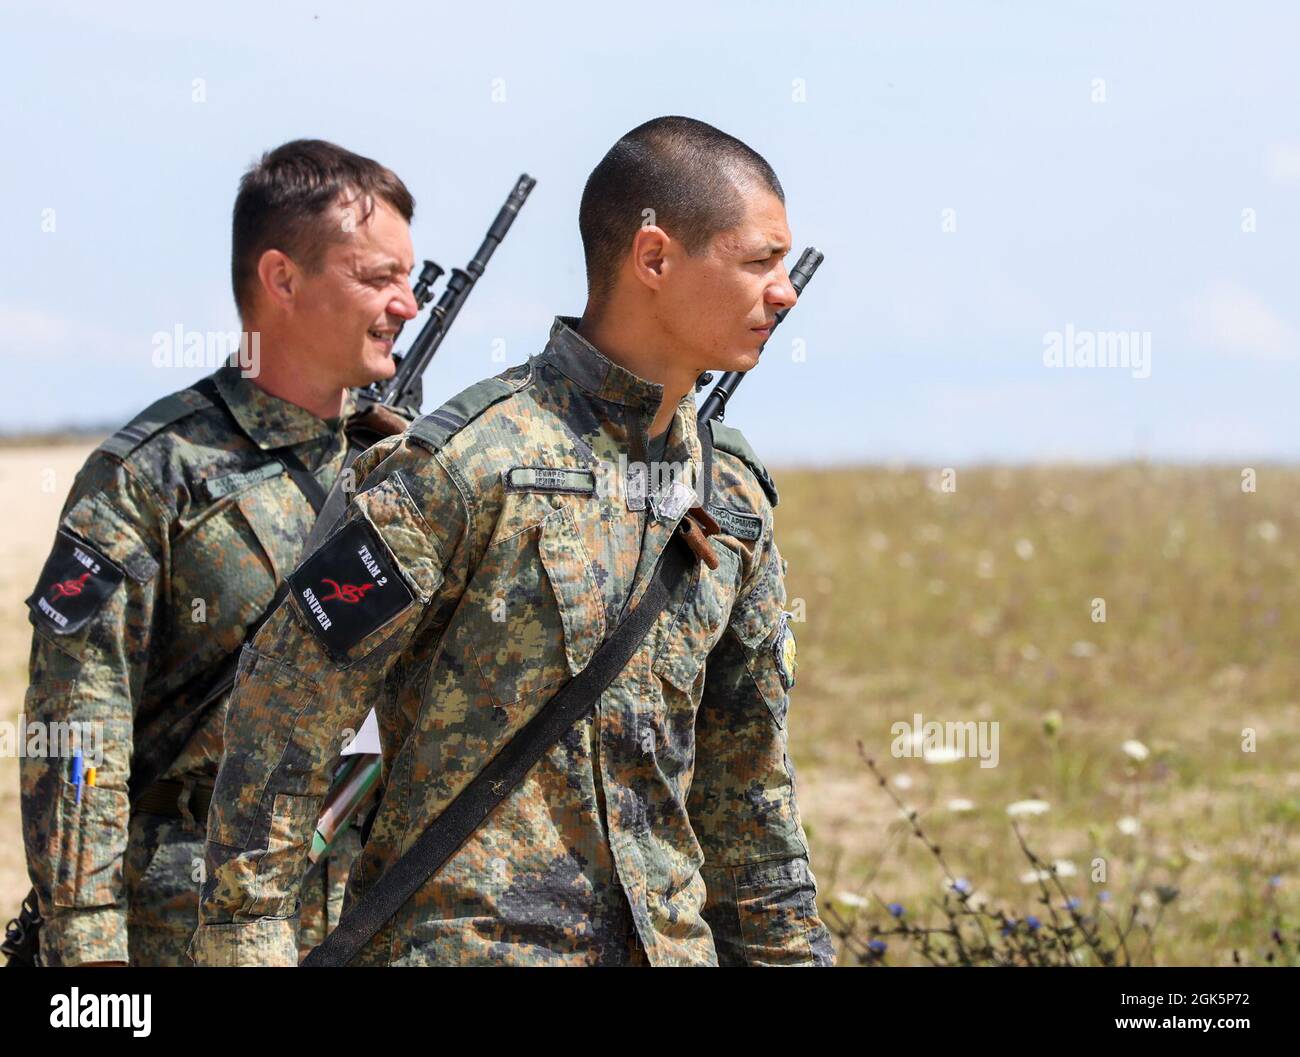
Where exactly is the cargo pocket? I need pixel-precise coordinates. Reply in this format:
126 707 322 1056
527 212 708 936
466 506 605 708
52 780 130 908
732 856 822 964
206 647 320 850
653 543 742 694
260 792 326 915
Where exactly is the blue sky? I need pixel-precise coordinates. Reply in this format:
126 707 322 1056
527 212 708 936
2 0 1297 464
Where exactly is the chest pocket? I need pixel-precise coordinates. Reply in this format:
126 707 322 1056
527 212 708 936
462 505 605 709
171 474 311 663
652 542 743 694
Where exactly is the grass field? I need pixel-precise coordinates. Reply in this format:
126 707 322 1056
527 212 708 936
2 444 1296 965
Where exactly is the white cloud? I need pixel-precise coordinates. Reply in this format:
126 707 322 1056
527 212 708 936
1187 282 1297 361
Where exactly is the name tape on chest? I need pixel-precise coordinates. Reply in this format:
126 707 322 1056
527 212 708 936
27 530 126 635
504 466 595 495
202 460 285 500
287 518 414 659
706 501 763 541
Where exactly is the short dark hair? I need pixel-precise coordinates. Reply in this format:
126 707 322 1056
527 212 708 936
231 139 414 318
578 116 784 304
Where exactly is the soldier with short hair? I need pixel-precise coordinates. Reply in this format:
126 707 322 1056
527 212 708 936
19 138 419 965
192 116 834 967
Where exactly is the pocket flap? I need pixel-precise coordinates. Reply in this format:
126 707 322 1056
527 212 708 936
653 544 741 693
732 548 785 649
537 508 605 675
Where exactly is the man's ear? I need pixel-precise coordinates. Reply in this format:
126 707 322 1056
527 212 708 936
256 249 298 311
629 225 671 291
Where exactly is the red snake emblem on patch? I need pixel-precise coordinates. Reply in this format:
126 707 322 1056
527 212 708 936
50 573 92 599
319 578 374 604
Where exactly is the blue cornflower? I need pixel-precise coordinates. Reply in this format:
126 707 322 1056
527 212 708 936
1026 915 1041 931
888 902 905 918
868 939 887 954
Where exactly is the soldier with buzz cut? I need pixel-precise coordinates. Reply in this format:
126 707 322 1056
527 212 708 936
191 116 834 967
17 139 422 965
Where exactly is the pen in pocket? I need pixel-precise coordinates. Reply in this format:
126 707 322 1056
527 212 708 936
71 752 84 804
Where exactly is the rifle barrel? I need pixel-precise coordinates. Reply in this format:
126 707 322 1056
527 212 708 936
383 174 536 410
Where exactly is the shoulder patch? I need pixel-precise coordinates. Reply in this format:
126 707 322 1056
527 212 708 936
287 518 415 661
26 530 126 635
708 419 779 507
96 387 211 461
408 376 519 453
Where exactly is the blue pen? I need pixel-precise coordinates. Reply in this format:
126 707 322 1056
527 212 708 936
71 752 84 805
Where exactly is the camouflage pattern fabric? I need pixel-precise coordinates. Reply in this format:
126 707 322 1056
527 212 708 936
19 362 361 965
294 823 363 963
191 317 834 967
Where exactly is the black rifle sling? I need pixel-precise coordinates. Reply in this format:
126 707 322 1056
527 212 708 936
305 422 716 966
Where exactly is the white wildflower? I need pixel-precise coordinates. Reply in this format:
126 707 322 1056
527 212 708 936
1122 739 1150 762
1006 799 1051 817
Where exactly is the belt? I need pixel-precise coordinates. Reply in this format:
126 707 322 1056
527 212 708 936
134 779 214 823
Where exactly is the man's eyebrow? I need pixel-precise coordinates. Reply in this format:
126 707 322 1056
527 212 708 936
746 241 791 256
359 257 411 274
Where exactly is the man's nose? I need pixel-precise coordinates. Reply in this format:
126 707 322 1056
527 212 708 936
767 267 798 312
391 280 419 320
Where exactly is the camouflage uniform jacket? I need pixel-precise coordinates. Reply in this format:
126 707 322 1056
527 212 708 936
191 316 834 966
20 362 355 965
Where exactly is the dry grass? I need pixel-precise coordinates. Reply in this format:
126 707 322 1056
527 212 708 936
778 463 1300 965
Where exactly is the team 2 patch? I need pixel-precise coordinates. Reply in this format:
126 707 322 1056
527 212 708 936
504 466 595 494
26 530 126 635
707 501 763 541
287 518 414 659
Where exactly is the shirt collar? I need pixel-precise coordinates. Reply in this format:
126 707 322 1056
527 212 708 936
530 315 707 505
534 316 666 411
211 363 355 450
